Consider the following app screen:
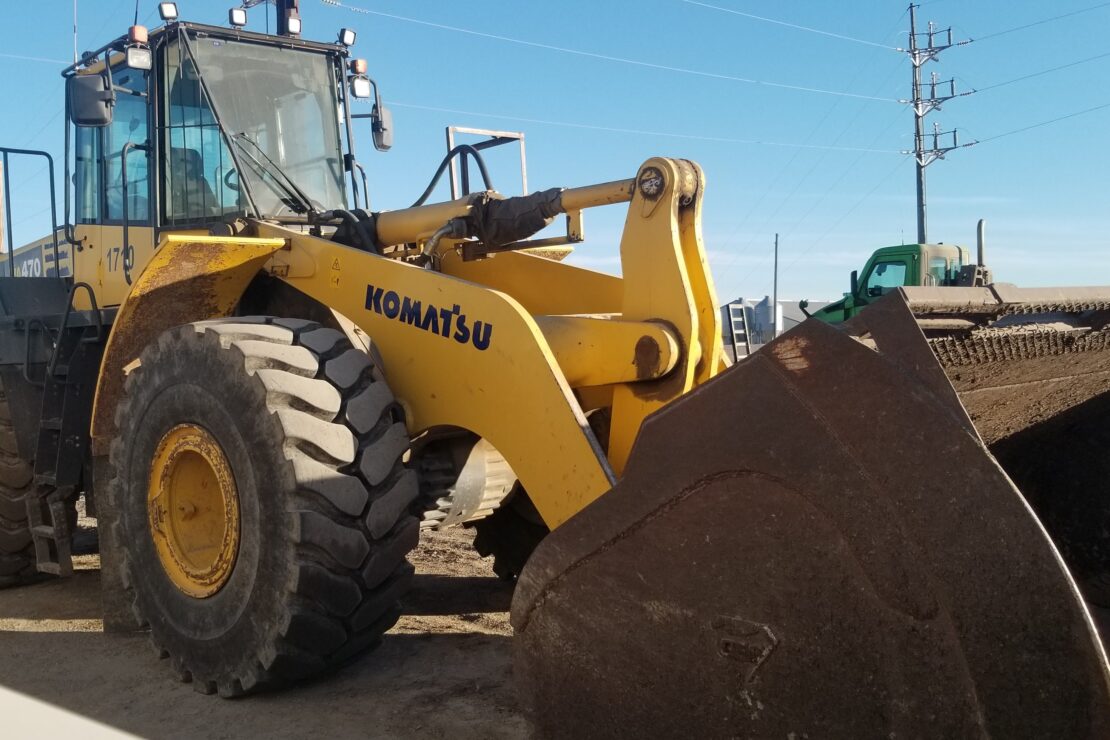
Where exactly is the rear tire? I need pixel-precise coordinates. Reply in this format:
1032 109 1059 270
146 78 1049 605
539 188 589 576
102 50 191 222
110 317 419 696
0 385 41 588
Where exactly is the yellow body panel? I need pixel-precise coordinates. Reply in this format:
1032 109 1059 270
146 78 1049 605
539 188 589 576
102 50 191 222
255 222 616 528
70 224 157 308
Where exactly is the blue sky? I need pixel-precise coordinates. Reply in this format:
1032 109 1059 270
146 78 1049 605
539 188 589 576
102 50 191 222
1 0 1107 301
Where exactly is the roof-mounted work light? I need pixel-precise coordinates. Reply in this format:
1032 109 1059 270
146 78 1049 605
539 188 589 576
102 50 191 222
229 7 248 28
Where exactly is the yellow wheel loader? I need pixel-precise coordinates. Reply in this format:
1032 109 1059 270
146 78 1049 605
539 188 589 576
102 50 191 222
0 3 1108 735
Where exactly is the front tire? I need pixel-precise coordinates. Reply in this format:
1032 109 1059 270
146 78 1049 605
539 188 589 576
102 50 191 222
110 317 419 696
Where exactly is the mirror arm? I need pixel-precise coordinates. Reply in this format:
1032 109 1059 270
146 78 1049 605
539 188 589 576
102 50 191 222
337 55 364 209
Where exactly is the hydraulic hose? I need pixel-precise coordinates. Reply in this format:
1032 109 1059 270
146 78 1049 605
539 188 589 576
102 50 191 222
411 145 494 208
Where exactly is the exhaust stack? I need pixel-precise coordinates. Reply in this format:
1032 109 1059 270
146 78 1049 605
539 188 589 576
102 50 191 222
977 218 986 267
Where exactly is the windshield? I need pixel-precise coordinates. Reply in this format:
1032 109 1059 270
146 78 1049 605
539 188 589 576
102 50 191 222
167 35 345 220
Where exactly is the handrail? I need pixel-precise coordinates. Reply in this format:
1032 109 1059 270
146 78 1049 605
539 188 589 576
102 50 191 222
0 148 60 276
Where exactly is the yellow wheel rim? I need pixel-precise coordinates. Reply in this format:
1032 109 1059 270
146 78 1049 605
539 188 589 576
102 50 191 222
147 424 240 598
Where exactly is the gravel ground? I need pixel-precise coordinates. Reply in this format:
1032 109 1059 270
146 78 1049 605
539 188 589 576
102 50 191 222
0 526 530 739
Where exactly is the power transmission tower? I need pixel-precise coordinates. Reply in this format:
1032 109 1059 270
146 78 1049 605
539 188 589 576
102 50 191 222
902 4 972 243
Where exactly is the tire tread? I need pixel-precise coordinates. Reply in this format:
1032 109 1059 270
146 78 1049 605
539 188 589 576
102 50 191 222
110 317 419 696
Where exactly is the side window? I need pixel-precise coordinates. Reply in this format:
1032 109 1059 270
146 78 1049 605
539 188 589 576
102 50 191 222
927 256 948 286
164 42 242 225
105 68 151 223
74 126 100 224
864 261 907 297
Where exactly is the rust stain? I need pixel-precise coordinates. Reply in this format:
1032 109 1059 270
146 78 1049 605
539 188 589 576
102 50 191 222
771 335 811 374
90 238 283 452
634 335 662 380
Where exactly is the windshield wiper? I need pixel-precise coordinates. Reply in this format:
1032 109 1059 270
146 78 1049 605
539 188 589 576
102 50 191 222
230 133 317 218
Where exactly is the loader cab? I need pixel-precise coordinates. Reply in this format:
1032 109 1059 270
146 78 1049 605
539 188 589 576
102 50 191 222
808 243 970 323
59 17 388 307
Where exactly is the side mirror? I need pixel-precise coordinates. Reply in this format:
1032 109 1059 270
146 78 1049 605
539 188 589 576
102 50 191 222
850 269 859 296
372 104 393 152
67 74 114 127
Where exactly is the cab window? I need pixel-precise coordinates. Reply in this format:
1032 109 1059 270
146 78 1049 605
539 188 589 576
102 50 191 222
74 126 100 224
864 261 907 296
104 67 150 224
927 257 948 286
163 41 242 225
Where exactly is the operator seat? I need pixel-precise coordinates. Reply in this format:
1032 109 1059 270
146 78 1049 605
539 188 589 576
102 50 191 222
169 147 220 221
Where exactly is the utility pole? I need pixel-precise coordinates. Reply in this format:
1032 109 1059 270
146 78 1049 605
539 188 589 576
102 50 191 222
903 4 971 244
772 233 779 340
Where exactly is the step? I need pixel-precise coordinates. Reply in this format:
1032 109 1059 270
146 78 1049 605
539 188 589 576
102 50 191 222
41 418 63 431
34 473 57 487
36 562 61 575
51 364 69 378
31 525 57 540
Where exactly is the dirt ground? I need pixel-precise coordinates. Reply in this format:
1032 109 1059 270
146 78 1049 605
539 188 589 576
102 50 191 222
0 525 530 739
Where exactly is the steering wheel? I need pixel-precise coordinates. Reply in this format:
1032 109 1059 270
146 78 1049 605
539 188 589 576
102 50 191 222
223 168 240 192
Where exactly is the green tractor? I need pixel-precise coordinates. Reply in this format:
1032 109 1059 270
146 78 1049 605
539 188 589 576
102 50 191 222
801 220 990 323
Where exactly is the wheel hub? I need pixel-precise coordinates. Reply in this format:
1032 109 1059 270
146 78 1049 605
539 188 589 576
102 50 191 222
148 424 239 598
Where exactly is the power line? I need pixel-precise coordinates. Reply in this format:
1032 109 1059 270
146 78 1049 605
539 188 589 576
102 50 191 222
387 102 899 153
767 157 912 288
737 125 910 290
970 101 1110 145
0 53 68 65
971 1 1110 42
679 0 901 51
320 0 898 103
717 100 906 290
739 100 1110 298
973 51 1110 93
710 9 911 292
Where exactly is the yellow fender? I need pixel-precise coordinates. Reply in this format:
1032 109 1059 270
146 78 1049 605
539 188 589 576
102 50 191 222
88 234 287 455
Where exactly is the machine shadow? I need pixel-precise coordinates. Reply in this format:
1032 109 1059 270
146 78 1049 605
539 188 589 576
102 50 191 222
0 567 527 739
406 574 515 615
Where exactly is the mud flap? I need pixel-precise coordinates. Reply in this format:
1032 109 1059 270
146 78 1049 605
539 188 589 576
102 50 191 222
511 300 1110 738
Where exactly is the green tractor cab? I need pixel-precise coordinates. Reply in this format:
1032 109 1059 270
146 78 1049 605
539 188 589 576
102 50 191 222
805 242 976 323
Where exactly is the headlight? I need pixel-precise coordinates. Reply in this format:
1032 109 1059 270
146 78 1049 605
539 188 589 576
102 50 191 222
350 76 371 99
158 2 179 21
229 7 247 28
126 47 153 71
339 28 356 47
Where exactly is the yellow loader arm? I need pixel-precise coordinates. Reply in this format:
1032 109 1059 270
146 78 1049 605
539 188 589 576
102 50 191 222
92 158 723 529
